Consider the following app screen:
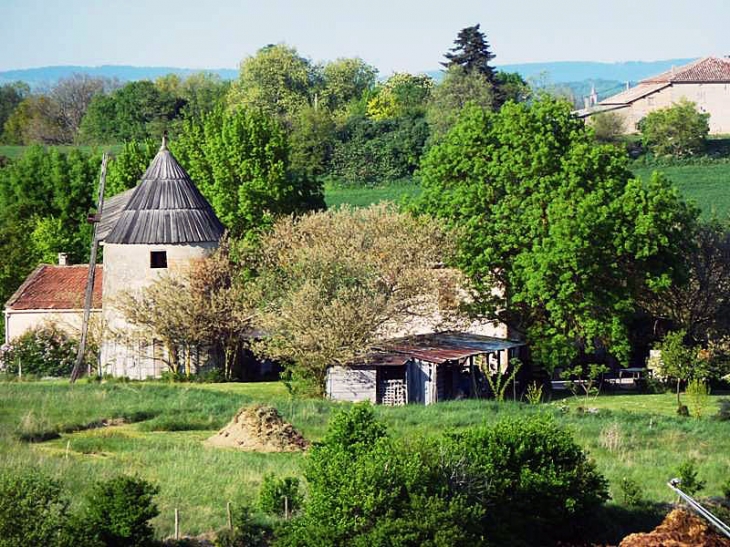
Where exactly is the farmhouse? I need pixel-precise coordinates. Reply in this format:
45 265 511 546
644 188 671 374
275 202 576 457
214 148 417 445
326 332 525 405
3 136 225 378
579 56 730 134
3 260 102 344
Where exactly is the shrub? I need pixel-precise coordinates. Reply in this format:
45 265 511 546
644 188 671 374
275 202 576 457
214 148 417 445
717 399 730 421
280 405 608 546
0 324 82 377
0 469 71 547
675 459 706 496
722 478 730 500
83 475 159 547
441 415 610 545
590 111 626 142
258 475 301 517
686 379 711 418
619 477 645 507
215 505 270 547
639 99 710 157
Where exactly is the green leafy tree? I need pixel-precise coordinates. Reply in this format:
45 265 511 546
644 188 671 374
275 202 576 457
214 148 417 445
639 99 710 157
442 24 497 82
105 140 157 197
320 57 378 116
494 71 531 104
366 72 433 121
589 111 627 142
655 330 711 409
80 80 183 143
417 99 697 371
330 114 429 185
289 105 336 180
227 44 315 122
426 65 496 142
0 81 29 142
173 107 324 238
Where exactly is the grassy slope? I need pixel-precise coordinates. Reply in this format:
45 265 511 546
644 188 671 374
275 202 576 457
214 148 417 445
1 381 728 537
325 164 730 217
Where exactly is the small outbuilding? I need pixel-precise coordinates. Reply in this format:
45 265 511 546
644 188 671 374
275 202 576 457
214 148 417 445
326 332 525 405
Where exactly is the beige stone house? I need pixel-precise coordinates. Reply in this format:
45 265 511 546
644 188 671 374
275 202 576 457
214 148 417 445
4 137 225 378
580 56 730 134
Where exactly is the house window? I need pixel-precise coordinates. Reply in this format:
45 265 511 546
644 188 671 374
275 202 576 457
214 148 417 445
150 251 167 269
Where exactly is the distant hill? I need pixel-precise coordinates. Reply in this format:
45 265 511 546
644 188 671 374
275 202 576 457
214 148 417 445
426 58 698 84
0 58 698 90
0 65 238 88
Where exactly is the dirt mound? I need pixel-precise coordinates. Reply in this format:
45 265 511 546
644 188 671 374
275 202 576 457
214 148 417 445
207 405 308 452
620 508 730 547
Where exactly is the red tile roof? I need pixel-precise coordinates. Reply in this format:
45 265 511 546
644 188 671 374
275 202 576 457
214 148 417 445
642 57 730 83
6 265 102 311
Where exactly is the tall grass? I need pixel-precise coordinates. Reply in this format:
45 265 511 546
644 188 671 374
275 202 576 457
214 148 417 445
1 381 729 537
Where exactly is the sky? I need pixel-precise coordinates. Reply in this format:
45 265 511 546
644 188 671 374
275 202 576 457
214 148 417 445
1 0 729 74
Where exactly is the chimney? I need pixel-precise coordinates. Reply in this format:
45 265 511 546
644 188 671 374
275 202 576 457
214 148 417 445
58 253 69 266
626 81 630 91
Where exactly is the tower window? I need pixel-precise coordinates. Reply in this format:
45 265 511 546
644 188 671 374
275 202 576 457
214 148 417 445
150 251 167 269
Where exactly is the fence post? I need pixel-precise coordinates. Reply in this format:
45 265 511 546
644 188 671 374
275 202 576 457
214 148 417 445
174 508 179 540
226 501 232 530
284 496 289 520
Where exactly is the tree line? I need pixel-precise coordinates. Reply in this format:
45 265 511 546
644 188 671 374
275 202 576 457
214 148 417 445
0 25 728 391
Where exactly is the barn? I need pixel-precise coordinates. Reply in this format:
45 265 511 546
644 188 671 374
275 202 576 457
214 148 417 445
326 332 525 405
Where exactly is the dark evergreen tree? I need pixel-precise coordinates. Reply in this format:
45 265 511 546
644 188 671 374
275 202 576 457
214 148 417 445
442 24 497 82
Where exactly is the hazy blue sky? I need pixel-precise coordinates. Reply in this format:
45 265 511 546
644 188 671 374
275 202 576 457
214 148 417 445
1 0 728 73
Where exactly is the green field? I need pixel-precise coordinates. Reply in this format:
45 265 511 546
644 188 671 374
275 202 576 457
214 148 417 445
1 380 728 538
325 164 730 218
632 163 730 219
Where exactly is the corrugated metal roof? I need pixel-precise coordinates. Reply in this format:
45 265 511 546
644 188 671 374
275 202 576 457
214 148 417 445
104 138 224 245
360 332 525 366
5 265 102 311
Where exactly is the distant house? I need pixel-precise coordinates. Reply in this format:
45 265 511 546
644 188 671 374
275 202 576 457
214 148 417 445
578 56 730 134
326 332 526 406
4 260 102 344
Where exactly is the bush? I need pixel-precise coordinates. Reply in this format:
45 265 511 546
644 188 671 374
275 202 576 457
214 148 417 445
590 111 626 142
639 99 710 157
0 324 82 377
717 399 730 421
722 478 730 500
258 475 302 517
215 505 270 547
675 459 706 496
619 477 645 507
83 475 160 547
0 469 71 547
279 405 608 547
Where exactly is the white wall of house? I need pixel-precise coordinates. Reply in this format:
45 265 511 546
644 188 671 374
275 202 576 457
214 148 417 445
4 308 100 345
616 82 730 134
100 241 218 378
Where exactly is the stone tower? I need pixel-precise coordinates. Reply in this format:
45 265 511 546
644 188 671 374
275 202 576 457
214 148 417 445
99 136 224 378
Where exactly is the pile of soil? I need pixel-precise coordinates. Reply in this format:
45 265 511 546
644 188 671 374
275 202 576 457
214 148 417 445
207 405 308 452
620 508 730 547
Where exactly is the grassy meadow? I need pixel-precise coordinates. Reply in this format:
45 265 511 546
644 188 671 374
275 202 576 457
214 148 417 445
1 380 728 538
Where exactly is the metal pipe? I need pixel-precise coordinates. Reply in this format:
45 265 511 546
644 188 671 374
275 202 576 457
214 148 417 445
667 479 730 538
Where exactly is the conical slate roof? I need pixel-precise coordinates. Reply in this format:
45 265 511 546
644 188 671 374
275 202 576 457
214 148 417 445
104 137 225 245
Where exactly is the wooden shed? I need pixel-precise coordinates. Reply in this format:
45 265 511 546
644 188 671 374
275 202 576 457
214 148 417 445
326 332 525 405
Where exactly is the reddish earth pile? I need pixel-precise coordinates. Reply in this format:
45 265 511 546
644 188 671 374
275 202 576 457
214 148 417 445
619 508 730 547
207 405 308 452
